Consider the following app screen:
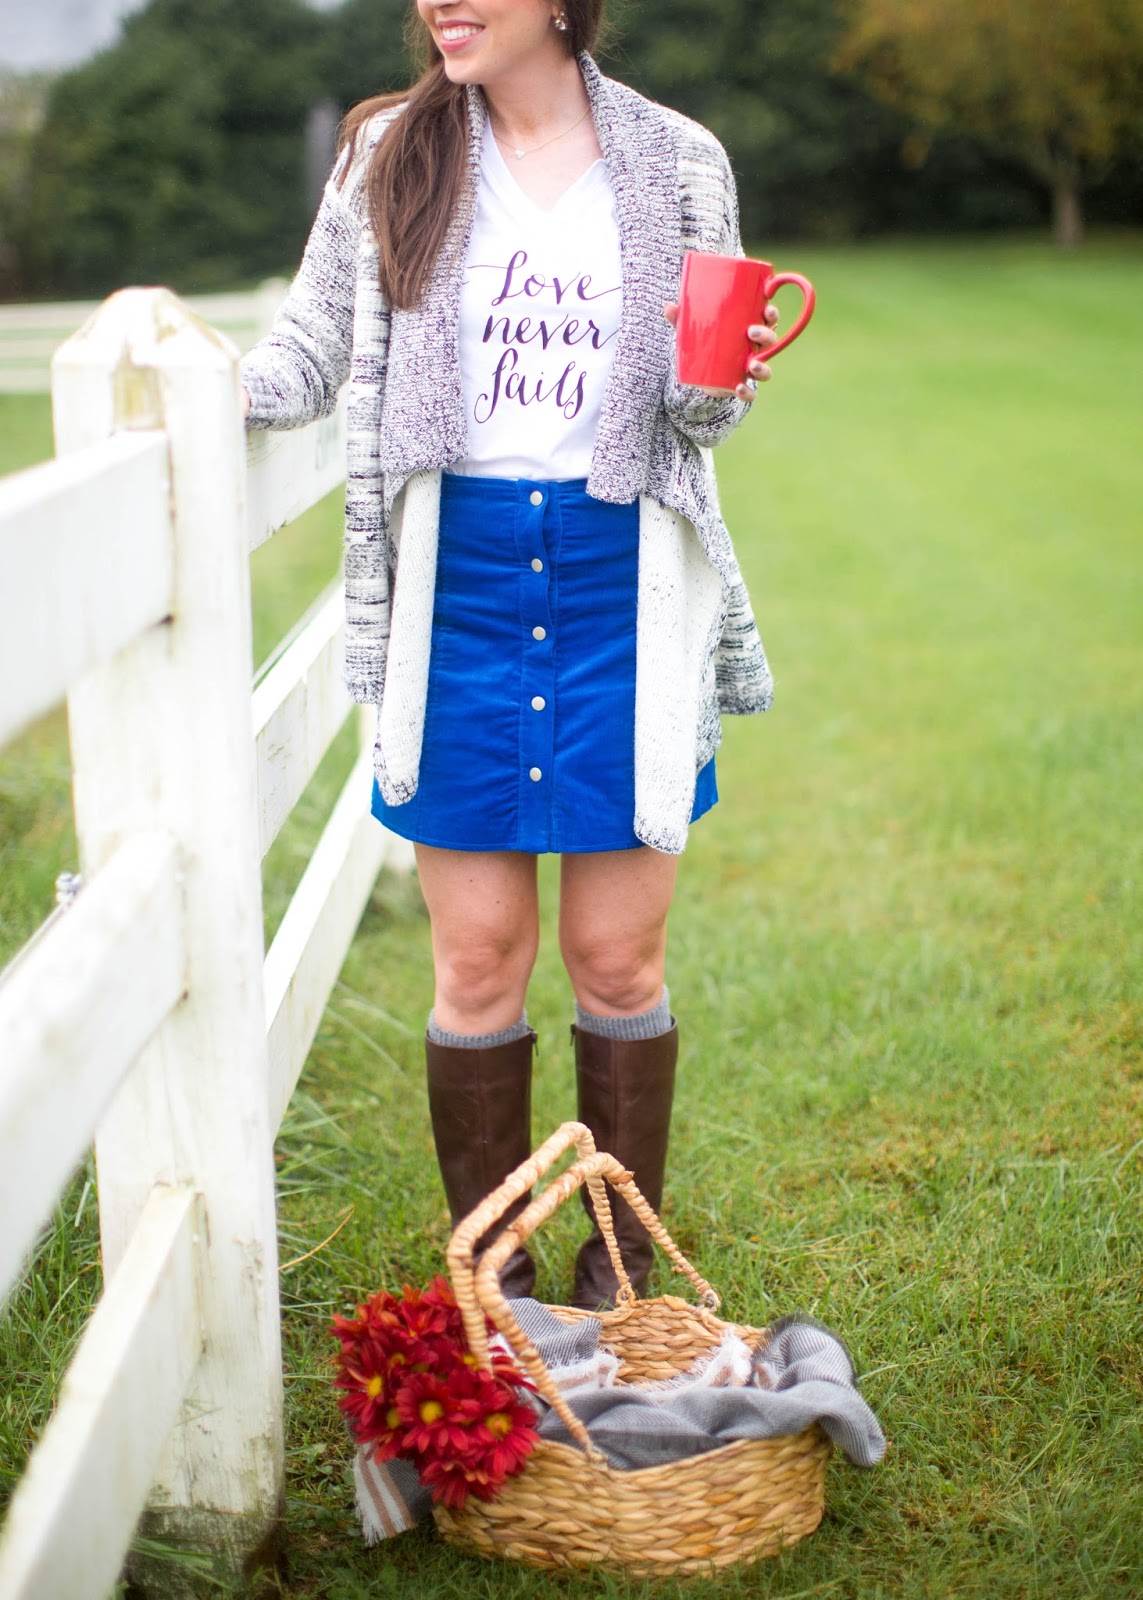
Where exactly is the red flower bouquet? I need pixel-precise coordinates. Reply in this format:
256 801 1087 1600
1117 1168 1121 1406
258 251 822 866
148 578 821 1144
331 1277 538 1508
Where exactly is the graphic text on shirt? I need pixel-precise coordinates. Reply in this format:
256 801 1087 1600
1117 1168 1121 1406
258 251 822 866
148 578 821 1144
467 249 621 426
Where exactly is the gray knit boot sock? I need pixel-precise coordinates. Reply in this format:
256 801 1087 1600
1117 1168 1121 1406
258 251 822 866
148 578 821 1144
574 986 672 1041
427 1010 532 1049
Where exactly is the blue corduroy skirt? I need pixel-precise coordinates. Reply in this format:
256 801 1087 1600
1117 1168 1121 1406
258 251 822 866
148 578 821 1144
371 473 717 853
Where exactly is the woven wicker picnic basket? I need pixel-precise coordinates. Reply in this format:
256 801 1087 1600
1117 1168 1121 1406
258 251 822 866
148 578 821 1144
437 1122 830 1576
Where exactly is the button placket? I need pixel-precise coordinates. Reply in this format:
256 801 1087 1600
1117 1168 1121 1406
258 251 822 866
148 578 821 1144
518 483 557 840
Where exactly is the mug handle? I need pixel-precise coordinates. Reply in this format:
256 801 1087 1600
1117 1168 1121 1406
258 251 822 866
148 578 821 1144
757 272 816 361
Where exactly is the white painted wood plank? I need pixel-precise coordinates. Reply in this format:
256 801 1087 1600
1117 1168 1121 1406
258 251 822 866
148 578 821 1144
0 433 172 747
0 282 285 394
0 300 103 331
252 584 351 857
55 288 284 1531
0 1186 202 1600
0 834 185 1303
244 394 347 551
265 743 393 1128
0 338 66 360
0 286 279 334
0 370 52 394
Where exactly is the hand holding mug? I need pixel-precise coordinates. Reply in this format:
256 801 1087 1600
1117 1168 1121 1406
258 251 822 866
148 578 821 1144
669 253 817 401
664 301 780 401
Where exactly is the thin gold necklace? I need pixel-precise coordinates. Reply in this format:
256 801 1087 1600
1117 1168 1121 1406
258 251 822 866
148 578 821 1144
491 104 591 161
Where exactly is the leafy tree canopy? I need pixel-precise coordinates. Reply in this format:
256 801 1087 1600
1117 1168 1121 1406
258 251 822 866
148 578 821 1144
834 0 1143 245
7 0 1141 297
19 0 327 294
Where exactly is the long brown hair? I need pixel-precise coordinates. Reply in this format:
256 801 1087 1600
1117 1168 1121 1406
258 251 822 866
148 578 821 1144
338 2 607 310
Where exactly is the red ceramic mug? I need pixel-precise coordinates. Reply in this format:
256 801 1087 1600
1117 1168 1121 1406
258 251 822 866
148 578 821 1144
675 252 816 391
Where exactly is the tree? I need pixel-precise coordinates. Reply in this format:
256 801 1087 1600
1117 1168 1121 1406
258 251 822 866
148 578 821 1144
598 0 1062 244
834 0 1143 246
325 0 416 109
601 0 910 242
18 0 328 296
0 71 51 296
9 0 1139 298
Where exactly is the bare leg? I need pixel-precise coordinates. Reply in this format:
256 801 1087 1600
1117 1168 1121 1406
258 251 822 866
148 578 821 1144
416 845 540 1297
415 845 540 1034
558 847 680 1015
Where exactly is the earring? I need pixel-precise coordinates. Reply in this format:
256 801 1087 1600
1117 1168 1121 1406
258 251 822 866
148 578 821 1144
554 11 569 29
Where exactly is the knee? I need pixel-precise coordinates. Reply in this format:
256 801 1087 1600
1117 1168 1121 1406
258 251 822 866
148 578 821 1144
562 934 664 1016
435 924 537 1016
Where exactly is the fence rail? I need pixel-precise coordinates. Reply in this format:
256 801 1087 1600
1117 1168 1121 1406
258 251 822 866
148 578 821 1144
0 280 289 394
0 1188 203 1599
0 285 409 1598
0 833 185 1304
0 431 172 743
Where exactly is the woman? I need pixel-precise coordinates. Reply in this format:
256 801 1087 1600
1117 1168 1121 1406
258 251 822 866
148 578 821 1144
240 0 778 1310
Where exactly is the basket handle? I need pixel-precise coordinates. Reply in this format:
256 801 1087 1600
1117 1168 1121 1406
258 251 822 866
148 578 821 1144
449 1124 720 1456
447 1122 625 1349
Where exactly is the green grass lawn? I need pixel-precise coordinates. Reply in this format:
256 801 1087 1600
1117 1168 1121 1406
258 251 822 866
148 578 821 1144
1 236 1140 1598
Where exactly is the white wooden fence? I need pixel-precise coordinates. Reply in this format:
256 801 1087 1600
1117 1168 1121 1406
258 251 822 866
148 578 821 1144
0 287 412 1597
0 280 289 393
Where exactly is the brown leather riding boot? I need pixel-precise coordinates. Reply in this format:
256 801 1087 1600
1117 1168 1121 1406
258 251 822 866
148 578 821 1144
425 1030 537 1300
571 1020 678 1312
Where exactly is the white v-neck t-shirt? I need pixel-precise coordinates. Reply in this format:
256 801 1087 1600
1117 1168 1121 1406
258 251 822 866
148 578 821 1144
453 121 624 481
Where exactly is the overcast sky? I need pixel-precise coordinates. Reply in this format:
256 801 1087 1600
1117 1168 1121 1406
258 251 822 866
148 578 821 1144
0 0 345 72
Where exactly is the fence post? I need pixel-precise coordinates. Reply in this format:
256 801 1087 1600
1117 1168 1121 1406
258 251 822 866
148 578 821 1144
52 290 284 1588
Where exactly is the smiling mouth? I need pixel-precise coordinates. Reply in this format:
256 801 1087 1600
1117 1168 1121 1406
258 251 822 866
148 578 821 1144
438 23 485 43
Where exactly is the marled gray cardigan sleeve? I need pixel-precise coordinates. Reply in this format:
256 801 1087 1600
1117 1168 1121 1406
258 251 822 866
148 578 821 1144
663 129 752 449
242 171 359 430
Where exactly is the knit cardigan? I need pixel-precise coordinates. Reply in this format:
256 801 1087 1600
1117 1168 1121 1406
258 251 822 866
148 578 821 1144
240 54 773 855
